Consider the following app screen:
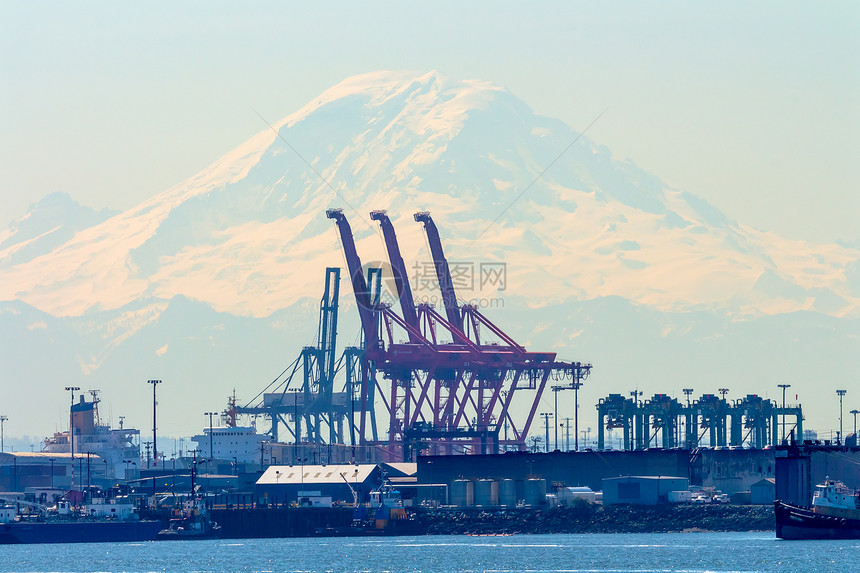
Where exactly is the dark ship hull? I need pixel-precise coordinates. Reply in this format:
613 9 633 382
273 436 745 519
0 519 163 544
775 500 860 540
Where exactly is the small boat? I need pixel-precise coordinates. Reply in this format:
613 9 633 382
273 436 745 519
157 497 221 540
775 477 860 540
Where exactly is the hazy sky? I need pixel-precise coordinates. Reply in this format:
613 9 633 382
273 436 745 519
2 1 858 246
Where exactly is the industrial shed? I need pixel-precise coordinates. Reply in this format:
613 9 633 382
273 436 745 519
602 476 689 505
255 463 380 505
750 478 776 505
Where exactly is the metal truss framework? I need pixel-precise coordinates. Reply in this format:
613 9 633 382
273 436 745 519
328 209 591 461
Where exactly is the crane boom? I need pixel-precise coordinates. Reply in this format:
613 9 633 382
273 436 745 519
413 211 462 330
369 210 420 342
326 209 379 351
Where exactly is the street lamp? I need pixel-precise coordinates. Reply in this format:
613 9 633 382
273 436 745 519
501 390 509 451
540 412 553 453
64 386 80 488
572 380 582 451
682 389 693 407
778 384 791 443
204 411 216 472
551 386 566 450
851 410 859 439
147 380 162 467
289 388 301 462
836 390 847 444
123 460 137 486
0 415 7 453
630 390 642 451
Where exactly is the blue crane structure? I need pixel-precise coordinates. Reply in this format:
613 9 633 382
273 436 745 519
237 267 359 448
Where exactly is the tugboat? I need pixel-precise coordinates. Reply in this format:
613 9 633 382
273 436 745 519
315 476 425 537
360 482 424 535
157 453 221 540
157 497 221 540
775 477 860 539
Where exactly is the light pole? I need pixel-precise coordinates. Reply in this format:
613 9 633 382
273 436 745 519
837 390 847 444
778 384 791 443
501 390 509 451
630 390 642 451
147 380 162 467
64 386 80 487
683 389 693 407
289 388 301 462
682 389 693 449
540 412 552 453
572 380 582 451
0 415 7 453
851 410 859 439
49 458 55 489
551 386 566 450
563 417 572 451
204 411 216 472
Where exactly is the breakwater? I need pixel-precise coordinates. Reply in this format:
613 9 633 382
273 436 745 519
423 504 775 535
194 504 774 539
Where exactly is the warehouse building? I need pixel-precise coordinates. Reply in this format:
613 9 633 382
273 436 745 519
602 476 689 505
255 463 381 505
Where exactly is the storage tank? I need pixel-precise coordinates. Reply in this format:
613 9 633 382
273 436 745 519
499 479 517 507
524 478 547 506
451 479 474 507
558 486 597 505
474 479 499 507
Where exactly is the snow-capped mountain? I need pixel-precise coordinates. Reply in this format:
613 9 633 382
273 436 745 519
0 192 118 270
2 70 857 319
1 70 857 439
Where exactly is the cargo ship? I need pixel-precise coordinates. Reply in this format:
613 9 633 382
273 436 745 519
775 477 860 540
0 497 163 544
0 518 164 544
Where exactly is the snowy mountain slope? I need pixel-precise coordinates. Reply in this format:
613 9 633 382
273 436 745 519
1 70 856 321
0 192 118 269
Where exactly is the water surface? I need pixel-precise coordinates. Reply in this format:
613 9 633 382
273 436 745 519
4 531 858 572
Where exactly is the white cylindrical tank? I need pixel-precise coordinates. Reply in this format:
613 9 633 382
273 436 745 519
451 479 474 507
475 479 499 507
500 479 517 507
524 478 547 506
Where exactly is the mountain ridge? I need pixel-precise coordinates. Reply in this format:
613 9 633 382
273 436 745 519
3 71 856 321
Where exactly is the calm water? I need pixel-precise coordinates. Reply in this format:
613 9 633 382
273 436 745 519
2 532 858 572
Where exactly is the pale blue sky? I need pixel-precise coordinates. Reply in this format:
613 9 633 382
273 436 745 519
2 1 858 243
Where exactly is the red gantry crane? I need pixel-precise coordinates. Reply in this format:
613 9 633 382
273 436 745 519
327 208 591 461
